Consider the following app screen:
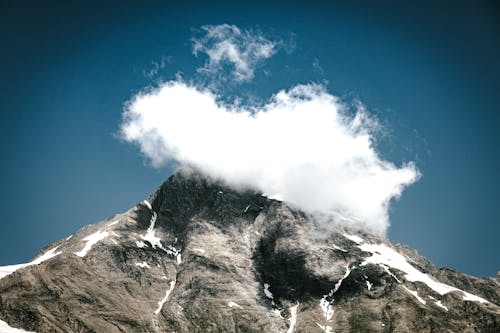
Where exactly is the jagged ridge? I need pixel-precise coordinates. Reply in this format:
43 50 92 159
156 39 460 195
0 169 499 332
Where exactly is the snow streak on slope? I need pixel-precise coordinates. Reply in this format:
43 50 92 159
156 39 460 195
402 285 426 305
343 234 363 244
141 211 163 249
319 297 334 320
136 240 147 248
143 200 152 210
138 203 183 272
0 319 36 333
154 280 176 315
317 298 334 333
435 301 448 311
264 283 274 303
228 301 242 308
263 282 283 317
316 264 351 333
74 231 109 257
0 246 61 280
287 303 299 333
135 261 150 268
357 242 490 303
332 264 352 294
366 280 373 290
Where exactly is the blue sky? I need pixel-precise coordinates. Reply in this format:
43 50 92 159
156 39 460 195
0 1 499 276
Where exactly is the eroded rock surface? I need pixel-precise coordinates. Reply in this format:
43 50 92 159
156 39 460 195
0 169 499 332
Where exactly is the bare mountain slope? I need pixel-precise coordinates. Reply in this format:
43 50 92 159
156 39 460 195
0 169 499 332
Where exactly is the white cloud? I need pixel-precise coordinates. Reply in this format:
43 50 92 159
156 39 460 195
192 24 278 82
120 81 420 234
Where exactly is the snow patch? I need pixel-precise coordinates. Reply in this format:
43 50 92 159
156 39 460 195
135 261 150 268
244 205 251 212
0 246 61 280
317 265 351 332
319 298 334 321
228 301 241 308
141 212 163 248
286 303 299 333
359 243 490 304
31 247 61 265
65 235 73 241
366 280 373 291
271 309 284 318
0 264 40 281
136 240 147 248
435 300 448 311
154 280 176 315
0 319 36 333
139 212 180 258
143 200 152 210
264 283 274 300
264 283 281 314
141 231 163 248
462 292 489 303
74 230 109 257
193 248 206 254
343 234 363 244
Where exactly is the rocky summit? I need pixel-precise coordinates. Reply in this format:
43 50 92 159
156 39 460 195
0 168 499 333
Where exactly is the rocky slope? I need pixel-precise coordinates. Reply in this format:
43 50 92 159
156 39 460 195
0 168 499 332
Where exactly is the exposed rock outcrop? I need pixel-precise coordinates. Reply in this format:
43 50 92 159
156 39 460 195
0 169 498 332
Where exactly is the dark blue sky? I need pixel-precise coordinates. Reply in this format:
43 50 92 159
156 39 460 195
1 1 499 276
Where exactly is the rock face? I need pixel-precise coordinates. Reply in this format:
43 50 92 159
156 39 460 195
0 168 499 333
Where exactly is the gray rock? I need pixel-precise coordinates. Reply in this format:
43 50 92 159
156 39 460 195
0 169 498 332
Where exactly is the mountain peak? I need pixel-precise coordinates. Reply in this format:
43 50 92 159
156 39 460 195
0 172 499 332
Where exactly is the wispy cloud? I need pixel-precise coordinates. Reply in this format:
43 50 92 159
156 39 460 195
120 80 420 234
143 55 172 79
312 58 325 76
192 24 279 82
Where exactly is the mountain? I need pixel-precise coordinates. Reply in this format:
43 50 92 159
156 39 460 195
0 168 499 333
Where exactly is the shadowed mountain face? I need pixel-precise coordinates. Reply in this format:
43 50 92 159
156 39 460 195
0 169 499 333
